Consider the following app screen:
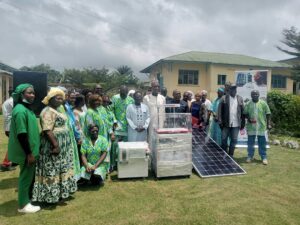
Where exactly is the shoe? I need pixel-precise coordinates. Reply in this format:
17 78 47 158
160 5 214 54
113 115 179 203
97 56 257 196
262 159 268 165
246 157 252 163
18 203 41 213
0 165 16 171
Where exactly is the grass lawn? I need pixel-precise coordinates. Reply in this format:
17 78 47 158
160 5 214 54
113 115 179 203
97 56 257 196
0 116 300 225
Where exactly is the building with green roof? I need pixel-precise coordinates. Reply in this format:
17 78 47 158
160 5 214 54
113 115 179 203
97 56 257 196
140 51 294 99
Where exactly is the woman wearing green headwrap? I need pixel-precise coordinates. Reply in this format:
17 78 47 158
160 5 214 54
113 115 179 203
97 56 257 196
8 83 41 213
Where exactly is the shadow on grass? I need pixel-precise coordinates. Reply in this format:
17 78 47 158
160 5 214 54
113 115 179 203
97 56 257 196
234 156 247 165
77 182 103 192
34 196 75 211
0 200 21 217
109 170 191 182
235 156 264 166
0 177 18 190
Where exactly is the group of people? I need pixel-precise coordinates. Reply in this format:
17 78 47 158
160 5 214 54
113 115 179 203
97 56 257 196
2 83 153 213
159 82 271 164
2 79 271 213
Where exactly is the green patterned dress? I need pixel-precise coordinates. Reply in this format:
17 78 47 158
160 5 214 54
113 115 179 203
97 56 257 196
111 94 134 138
104 105 118 169
32 107 77 203
84 108 107 139
80 135 109 181
57 105 81 181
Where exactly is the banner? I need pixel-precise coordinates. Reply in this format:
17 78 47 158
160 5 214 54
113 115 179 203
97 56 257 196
235 70 269 148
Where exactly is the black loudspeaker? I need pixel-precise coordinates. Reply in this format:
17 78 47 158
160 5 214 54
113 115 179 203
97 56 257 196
13 71 48 116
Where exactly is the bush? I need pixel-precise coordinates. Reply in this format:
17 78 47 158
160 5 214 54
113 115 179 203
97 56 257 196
267 90 300 137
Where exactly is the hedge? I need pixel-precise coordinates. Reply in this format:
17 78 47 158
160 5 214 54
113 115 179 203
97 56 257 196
267 90 300 137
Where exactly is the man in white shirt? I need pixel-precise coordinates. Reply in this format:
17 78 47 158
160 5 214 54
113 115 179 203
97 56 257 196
143 80 165 148
1 88 15 171
201 90 212 110
200 90 212 131
217 84 245 157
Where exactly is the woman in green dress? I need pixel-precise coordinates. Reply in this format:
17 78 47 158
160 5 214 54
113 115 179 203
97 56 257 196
32 88 77 204
8 83 41 213
83 94 110 172
83 94 107 139
81 124 109 185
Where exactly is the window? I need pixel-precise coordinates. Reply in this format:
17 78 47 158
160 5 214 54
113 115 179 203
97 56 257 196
217 74 226 85
178 70 199 85
167 63 173 72
157 73 164 88
271 75 286 88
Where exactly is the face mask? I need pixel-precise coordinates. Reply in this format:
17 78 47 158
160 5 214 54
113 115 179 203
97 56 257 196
22 98 32 104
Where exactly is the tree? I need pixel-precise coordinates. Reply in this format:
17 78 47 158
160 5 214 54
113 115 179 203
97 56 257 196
117 65 133 76
277 26 300 82
84 67 109 84
19 64 62 83
116 65 139 85
18 64 140 90
62 68 86 86
61 67 110 88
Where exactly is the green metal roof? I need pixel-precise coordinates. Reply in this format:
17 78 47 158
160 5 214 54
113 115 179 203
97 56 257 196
140 51 292 73
278 57 300 66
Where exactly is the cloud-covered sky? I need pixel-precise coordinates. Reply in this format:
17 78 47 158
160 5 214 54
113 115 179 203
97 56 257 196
0 0 299 77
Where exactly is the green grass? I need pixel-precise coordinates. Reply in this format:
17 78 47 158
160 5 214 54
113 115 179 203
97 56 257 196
1 116 300 225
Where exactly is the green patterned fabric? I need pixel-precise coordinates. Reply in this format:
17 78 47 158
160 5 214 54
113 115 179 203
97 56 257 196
111 94 134 136
84 108 107 139
97 106 110 138
105 105 118 169
80 135 109 180
32 106 77 203
102 105 117 134
57 105 81 181
244 100 271 136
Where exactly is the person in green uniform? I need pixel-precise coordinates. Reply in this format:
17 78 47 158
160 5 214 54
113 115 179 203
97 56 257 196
8 83 41 213
80 124 109 185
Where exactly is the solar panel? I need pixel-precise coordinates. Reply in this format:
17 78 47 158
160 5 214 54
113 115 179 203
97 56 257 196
192 129 246 178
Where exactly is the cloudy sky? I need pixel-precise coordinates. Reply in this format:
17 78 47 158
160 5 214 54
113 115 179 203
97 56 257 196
0 0 299 78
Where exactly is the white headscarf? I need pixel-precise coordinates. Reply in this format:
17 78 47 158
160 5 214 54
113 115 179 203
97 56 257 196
42 87 65 105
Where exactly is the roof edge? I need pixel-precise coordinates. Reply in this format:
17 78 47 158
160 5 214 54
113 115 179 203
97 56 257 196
140 59 291 73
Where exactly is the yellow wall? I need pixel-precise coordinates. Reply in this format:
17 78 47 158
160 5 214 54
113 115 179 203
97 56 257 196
150 62 209 97
0 74 13 106
149 62 293 100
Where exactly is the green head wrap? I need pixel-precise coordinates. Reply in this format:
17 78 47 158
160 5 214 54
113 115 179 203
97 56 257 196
12 83 33 103
217 87 224 92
